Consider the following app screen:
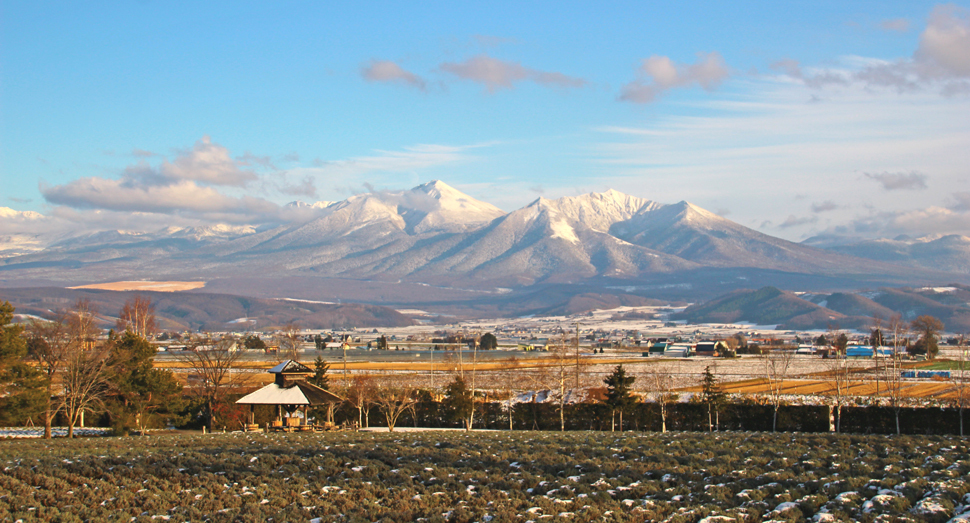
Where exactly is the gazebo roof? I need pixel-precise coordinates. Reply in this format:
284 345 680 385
267 360 313 374
236 381 342 406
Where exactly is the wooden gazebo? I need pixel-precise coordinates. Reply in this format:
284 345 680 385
236 360 342 431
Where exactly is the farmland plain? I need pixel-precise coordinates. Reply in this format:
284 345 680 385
1 431 968 522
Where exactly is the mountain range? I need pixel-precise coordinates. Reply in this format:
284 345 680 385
1 181 967 317
676 285 970 332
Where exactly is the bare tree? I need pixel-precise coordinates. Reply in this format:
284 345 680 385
760 347 795 432
179 337 246 432
886 313 908 435
952 334 967 436
276 322 303 362
61 299 109 438
466 334 480 431
373 375 418 432
60 341 110 438
525 359 553 430
345 374 375 428
116 295 157 338
646 365 677 433
829 353 850 433
498 356 522 431
549 334 571 431
28 312 71 439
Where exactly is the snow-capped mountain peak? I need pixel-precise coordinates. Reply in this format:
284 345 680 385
0 207 44 220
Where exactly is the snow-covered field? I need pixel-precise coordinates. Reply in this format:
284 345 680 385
0 427 111 439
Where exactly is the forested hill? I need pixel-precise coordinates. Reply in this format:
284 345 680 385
0 287 416 332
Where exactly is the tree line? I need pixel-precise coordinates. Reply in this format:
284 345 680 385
0 297 247 437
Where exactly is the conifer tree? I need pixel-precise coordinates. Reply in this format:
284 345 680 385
0 301 44 426
701 365 725 432
603 365 636 431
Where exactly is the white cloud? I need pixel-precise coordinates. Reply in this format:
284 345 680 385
39 136 280 223
439 54 587 93
776 6 970 95
838 204 970 238
34 138 488 233
619 52 730 103
42 178 277 219
916 5 970 77
361 60 427 91
136 136 258 187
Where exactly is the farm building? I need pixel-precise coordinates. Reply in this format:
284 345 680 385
695 341 728 356
647 340 671 356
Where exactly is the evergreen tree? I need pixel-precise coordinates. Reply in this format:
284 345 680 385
308 356 333 424
0 301 45 426
480 332 498 350
870 328 885 347
310 356 330 390
701 365 725 432
834 333 849 353
443 375 474 430
243 335 266 351
603 365 636 431
107 331 184 435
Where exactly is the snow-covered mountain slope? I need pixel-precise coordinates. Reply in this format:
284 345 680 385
399 180 506 234
533 190 662 233
610 201 890 274
815 234 970 274
0 181 959 291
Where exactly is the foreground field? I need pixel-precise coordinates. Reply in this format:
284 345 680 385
1 432 969 522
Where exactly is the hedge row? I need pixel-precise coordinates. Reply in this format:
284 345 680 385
285 401 969 435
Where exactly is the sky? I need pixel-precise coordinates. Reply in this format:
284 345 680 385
2 1 969 243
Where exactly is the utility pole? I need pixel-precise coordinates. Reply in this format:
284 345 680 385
343 337 348 376
574 322 582 390
457 331 464 379
469 331 480 431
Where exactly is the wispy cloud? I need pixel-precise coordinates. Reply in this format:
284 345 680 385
619 52 730 103
439 54 587 93
594 69 970 240
811 201 840 213
471 34 517 48
880 18 911 33
864 171 928 191
361 60 427 91
778 215 818 228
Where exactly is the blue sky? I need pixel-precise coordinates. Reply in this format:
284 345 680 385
2 1 969 242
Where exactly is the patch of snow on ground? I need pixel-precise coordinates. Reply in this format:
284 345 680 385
0 427 111 438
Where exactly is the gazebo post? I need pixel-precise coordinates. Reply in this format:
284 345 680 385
250 405 255 425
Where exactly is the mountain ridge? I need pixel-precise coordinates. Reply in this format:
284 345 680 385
1 181 966 308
